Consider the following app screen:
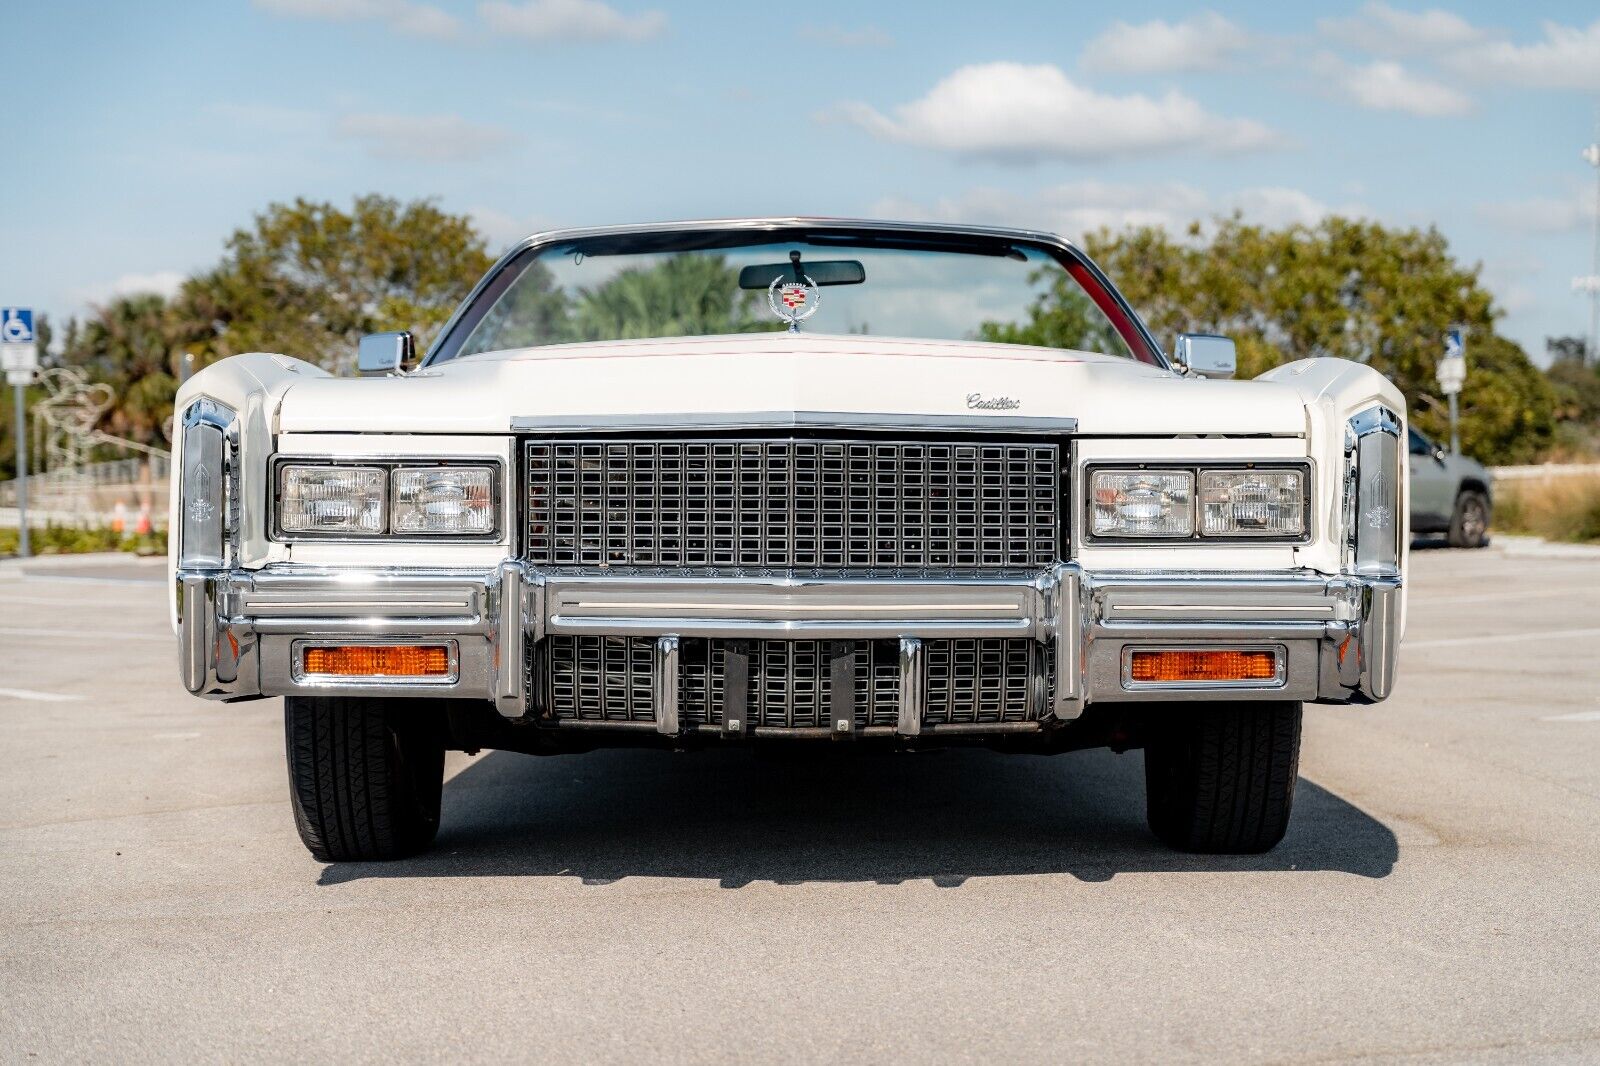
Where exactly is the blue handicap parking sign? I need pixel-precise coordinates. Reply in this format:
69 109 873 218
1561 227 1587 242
1 308 35 344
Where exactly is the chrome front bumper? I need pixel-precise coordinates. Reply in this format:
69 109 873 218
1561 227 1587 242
177 562 1401 725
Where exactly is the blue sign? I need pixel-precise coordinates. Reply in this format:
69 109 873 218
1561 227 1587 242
1 308 34 344
1444 328 1464 361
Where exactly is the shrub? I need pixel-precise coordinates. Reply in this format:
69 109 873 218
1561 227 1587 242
1493 477 1600 544
0 524 168 557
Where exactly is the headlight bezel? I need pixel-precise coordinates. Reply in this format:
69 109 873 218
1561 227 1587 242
1083 461 1313 544
270 456 503 541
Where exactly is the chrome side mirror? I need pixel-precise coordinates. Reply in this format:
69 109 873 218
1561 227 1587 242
357 331 415 377
1172 333 1236 379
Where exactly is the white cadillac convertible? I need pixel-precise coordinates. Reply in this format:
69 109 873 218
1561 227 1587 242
170 218 1406 861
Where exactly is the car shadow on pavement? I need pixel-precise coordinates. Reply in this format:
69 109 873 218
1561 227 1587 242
318 745 1398 887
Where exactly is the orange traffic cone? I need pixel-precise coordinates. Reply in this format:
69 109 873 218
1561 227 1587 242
111 500 128 534
135 504 152 535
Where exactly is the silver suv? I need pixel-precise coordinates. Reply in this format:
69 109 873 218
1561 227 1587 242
1408 427 1491 547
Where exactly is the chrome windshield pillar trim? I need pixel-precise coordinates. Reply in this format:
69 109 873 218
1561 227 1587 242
896 637 924 737
654 635 681 735
494 562 527 717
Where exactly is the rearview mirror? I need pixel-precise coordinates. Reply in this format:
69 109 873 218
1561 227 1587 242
738 260 867 290
1172 333 1236 379
357 331 415 377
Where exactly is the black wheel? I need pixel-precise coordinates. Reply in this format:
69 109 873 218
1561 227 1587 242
1447 490 1490 548
1144 701 1302 854
285 696 445 862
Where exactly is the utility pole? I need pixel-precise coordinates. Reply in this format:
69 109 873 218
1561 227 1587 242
1577 110 1600 366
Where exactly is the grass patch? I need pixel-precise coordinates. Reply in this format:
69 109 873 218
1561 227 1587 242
0 524 167 557
1493 476 1600 544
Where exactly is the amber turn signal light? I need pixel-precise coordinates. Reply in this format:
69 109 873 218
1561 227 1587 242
302 645 450 678
1130 649 1276 684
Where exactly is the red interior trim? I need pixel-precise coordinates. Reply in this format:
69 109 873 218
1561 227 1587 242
1065 260 1161 365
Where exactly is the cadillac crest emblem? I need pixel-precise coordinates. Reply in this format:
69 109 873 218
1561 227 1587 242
768 273 820 332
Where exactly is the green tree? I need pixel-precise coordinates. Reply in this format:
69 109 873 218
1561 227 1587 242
58 293 206 450
179 194 493 370
569 255 774 341
977 266 1129 355
999 216 1554 463
1545 337 1600 457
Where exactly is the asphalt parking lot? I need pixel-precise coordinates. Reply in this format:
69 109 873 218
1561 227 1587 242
2 544 1599 1064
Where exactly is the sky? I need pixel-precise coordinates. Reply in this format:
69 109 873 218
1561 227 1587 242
2 0 1598 363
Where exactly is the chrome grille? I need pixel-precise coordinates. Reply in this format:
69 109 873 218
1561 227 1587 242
524 438 1060 569
535 637 1047 728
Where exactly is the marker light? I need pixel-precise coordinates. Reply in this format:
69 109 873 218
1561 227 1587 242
1130 649 1277 684
301 645 451 678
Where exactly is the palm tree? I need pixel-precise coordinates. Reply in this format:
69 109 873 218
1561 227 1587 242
571 255 775 341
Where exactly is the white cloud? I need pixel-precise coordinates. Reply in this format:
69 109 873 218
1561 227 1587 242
800 24 892 48
335 113 516 161
1444 18 1600 91
1477 192 1598 234
834 63 1279 164
253 0 460 39
469 207 553 248
1317 56 1472 116
1082 12 1252 74
1318 2 1487 56
479 0 665 42
873 182 1355 242
75 270 187 307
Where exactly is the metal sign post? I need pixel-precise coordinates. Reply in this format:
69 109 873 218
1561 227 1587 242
2 308 40 557
1436 327 1467 456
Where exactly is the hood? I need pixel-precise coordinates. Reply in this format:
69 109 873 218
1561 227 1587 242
274 333 1309 436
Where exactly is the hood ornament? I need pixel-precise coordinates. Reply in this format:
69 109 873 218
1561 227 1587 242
768 274 819 333
768 249 821 333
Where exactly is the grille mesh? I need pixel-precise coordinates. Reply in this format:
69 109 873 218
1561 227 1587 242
525 439 1060 570
536 636 1048 728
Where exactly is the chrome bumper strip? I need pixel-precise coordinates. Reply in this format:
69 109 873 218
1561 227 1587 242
175 562 1402 718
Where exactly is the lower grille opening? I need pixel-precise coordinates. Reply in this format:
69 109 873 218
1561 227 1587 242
532 636 1053 729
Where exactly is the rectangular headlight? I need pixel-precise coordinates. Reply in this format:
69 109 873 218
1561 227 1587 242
391 467 496 535
279 465 386 534
1199 470 1305 537
1091 470 1194 538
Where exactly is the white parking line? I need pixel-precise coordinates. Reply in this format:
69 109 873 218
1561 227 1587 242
0 626 167 641
1405 627 1600 650
1540 711 1600 723
0 594 104 606
1417 587 1600 607
0 687 83 702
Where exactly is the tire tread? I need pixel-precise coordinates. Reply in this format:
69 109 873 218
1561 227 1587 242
1145 701 1302 854
285 696 442 862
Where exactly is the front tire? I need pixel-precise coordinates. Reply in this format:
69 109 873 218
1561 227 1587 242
1144 701 1302 854
1447 490 1490 548
285 696 445 862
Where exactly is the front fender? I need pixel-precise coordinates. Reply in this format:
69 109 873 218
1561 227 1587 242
167 353 329 633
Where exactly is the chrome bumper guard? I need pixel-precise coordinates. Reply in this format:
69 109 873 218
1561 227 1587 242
177 562 1401 726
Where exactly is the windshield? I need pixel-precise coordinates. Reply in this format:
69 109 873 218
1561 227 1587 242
431 228 1156 364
